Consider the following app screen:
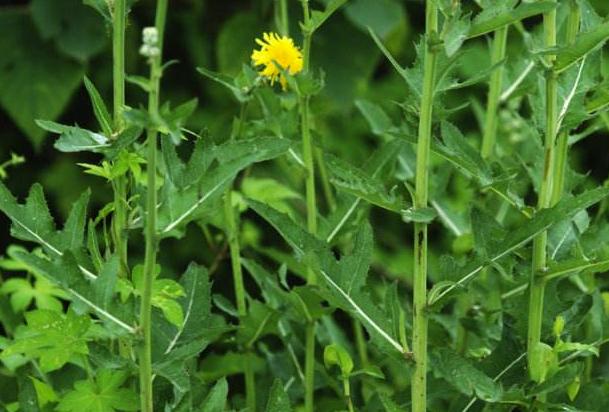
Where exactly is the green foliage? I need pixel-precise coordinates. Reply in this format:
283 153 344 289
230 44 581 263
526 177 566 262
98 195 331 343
57 370 138 412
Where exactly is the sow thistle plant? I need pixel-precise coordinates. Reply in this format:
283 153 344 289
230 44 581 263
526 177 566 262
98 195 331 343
2 0 609 411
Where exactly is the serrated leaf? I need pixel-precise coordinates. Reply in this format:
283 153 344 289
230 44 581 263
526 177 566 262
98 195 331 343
199 378 228 412
265 379 292 412
57 370 138 412
430 348 502 401
326 154 406 212
430 187 609 306
555 21 609 73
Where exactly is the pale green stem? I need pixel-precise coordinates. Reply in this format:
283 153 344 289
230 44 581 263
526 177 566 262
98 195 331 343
527 3 557 382
550 0 580 206
113 0 126 130
139 0 168 410
412 3 437 411
275 0 289 36
481 25 508 159
343 376 355 412
111 0 129 278
300 3 317 412
224 103 256 410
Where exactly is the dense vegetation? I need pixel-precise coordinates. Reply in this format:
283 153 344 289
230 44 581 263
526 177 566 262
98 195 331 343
2 0 609 411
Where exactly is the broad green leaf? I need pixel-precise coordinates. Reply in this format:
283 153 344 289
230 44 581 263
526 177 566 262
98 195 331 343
199 378 228 412
83 76 113 137
554 21 609 73
0 10 84 148
157 137 292 236
429 187 609 306
36 121 110 153
31 0 107 61
57 370 138 412
2 309 91 372
531 362 582 395
324 343 354 378
241 178 300 216
162 137 210 189
14 251 136 334
323 139 406 242
0 182 89 257
325 154 406 213
0 274 68 312
468 1 557 38
430 348 502 401
265 379 292 412
249 200 404 354
355 99 394 135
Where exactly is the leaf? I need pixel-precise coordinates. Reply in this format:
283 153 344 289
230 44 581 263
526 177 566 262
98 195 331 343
401 207 437 224
1 309 91 373
344 0 406 39
265 379 292 412
249 200 404 354
0 182 90 257
57 370 138 412
355 99 394 135
198 378 228 412
0 10 84 148
430 348 502 401
197 66 250 103
83 76 113 137
528 342 557 384
443 11 471 57
0 274 67 312
157 137 292 236
31 0 107 62
324 343 354 378
437 122 493 186
15 251 136 334
468 1 558 38
35 121 110 153
429 187 609 306
325 154 406 213
161 137 211 189
554 21 609 73
323 139 405 242
309 0 348 33
241 178 300 216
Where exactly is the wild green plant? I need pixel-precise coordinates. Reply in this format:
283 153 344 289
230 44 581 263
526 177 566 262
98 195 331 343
1 1 609 411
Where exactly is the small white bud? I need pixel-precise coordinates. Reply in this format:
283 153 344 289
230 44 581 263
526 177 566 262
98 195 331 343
142 27 159 46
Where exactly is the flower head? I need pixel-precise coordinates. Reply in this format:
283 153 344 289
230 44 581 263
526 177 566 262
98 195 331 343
251 32 303 89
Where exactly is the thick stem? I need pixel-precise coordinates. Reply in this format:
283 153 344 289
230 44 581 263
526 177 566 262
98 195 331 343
139 1 168 411
343 376 354 412
412 3 437 411
527 3 557 382
481 25 508 159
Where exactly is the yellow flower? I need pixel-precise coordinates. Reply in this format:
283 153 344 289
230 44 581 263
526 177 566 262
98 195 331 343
251 32 303 89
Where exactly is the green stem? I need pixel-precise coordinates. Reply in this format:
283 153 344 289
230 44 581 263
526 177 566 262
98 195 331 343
275 0 289 36
481 25 508 159
352 318 368 367
342 376 354 412
304 322 316 412
527 3 557 383
412 3 437 411
550 0 580 206
300 2 317 411
224 103 256 411
139 1 168 411
112 0 126 130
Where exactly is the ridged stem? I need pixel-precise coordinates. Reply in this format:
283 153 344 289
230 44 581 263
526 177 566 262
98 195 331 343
412 2 437 411
139 0 168 410
300 2 317 412
527 3 557 382
481 25 509 159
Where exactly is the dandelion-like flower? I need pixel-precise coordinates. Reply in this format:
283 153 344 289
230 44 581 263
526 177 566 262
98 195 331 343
251 32 303 89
